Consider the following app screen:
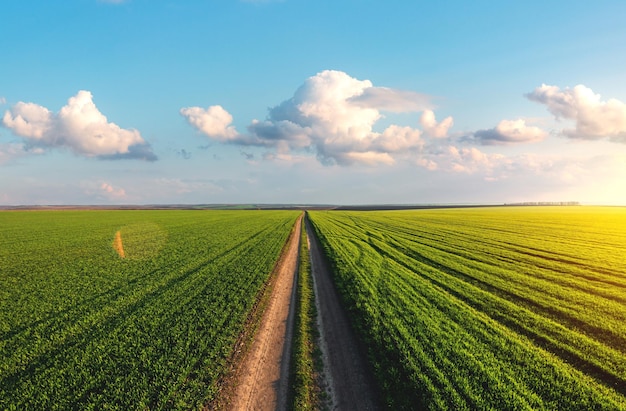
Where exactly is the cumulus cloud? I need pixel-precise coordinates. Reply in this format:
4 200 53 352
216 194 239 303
182 70 453 166
527 84 626 142
2 91 156 161
180 105 239 141
469 119 547 145
420 109 453 138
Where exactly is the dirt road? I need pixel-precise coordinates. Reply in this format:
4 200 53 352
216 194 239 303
305 217 380 411
226 214 379 410
228 215 302 411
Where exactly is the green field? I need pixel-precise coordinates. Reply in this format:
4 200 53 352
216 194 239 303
309 207 626 410
0 210 299 409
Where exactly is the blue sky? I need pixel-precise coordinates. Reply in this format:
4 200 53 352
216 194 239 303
2 0 626 205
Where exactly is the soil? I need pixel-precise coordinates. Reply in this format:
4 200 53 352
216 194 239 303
224 213 380 410
226 215 302 411
305 217 380 411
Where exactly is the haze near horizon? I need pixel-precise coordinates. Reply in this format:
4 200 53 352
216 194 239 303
1 1 625 205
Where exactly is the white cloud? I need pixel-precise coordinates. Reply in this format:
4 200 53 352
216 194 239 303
2 91 156 161
527 84 626 142
340 151 395 166
373 125 423 152
470 118 548 145
413 144 625 196
180 105 239 141
420 145 511 177
2 102 51 139
100 182 127 199
420 109 453 138
182 70 452 166
0 97 6 105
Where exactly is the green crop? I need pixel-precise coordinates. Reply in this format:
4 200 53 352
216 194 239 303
289 215 321 410
309 207 626 410
0 210 299 409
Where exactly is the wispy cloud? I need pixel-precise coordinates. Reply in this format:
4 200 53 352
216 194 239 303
2 91 156 161
348 87 432 113
0 143 31 165
177 149 192 160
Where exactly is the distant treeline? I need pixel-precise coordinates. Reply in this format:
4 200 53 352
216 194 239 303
505 201 580 206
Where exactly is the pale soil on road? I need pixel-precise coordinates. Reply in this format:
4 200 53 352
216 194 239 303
306 216 380 411
223 214 380 410
226 215 302 411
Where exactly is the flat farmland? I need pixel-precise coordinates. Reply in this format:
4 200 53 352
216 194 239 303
0 210 299 409
308 207 626 410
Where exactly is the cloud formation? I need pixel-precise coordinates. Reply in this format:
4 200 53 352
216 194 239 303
2 91 156 160
180 105 239 141
420 109 454 138
527 84 626 142
470 119 547 145
182 70 453 166
348 87 432 113
0 143 29 165
100 182 127 199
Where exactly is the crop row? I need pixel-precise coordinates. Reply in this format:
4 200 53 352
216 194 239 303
0 210 299 409
289 216 321 410
308 207 626 410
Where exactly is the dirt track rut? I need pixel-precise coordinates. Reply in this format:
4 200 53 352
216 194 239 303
227 214 379 410
306 216 380 410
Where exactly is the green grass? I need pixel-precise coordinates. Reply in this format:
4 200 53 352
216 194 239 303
289 215 321 410
0 210 299 409
309 207 626 410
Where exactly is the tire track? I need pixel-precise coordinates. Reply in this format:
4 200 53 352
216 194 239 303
228 215 302 411
305 215 380 411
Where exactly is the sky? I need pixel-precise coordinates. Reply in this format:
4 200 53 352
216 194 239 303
2 0 626 205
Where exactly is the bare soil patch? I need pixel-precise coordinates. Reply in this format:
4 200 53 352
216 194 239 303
113 230 125 258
